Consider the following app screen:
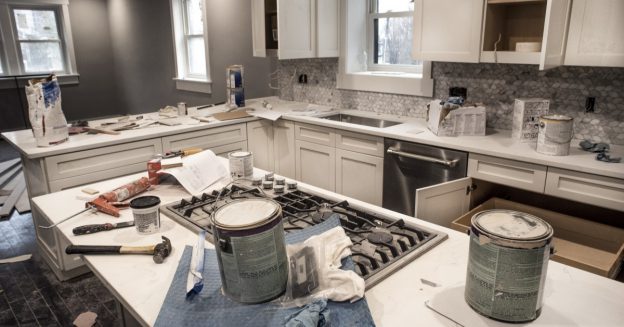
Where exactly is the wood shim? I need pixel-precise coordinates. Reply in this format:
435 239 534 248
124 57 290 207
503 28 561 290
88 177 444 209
15 188 30 214
0 171 26 217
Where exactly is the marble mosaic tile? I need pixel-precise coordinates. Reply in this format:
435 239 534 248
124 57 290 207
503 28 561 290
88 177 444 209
278 58 624 145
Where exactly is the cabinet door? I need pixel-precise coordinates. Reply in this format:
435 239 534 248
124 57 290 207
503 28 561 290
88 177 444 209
412 0 483 63
564 0 624 67
336 149 383 206
539 0 572 70
247 121 275 171
251 0 267 57
278 0 315 59
295 140 335 191
415 177 472 227
316 0 339 57
274 120 296 179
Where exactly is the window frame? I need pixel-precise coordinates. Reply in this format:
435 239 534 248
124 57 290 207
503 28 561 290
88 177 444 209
170 0 212 93
0 0 78 83
367 3 423 74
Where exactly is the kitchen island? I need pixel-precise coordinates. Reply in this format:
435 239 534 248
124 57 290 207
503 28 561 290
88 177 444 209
30 157 624 326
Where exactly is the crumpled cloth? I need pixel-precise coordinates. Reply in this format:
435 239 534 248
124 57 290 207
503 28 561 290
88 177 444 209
285 299 329 327
579 140 622 163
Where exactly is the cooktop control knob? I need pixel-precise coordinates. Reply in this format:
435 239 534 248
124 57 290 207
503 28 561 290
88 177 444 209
275 177 285 185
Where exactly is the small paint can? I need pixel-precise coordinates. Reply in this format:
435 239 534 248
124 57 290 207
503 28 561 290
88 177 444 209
213 198 288 303
465 209 553 323
228 151 253 179
147 159 161 186
177 102 187 116
536 114 574 156
129 196 161 234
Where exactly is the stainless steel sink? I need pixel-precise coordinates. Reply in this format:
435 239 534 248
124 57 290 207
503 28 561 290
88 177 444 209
320 114 402 128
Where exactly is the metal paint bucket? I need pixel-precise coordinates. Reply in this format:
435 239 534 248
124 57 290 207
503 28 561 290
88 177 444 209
465 209 553 323
536 114 574 156
228 151 253 179
213 198 288 303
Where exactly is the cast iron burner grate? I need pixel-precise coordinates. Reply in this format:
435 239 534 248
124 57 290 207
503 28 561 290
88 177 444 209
160 183 447 289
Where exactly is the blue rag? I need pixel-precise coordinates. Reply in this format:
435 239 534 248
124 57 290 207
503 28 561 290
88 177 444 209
285 299 329 327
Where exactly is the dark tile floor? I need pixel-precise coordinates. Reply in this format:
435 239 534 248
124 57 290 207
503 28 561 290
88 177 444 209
0 210 121 327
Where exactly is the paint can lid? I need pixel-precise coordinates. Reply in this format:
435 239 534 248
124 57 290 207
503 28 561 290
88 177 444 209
214 198 280 230
540 114 573 122
229 151 251 158
472 209 553 241
129 196 161 209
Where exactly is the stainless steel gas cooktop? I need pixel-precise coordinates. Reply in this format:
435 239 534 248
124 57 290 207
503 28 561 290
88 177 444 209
160 180 447 289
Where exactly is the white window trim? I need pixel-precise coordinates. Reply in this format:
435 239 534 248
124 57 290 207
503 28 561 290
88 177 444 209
170 0 212 94
0 0 78 81
337 0 433 97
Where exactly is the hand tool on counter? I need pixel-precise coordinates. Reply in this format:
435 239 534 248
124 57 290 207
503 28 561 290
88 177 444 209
65 236 172 263
162 147 202 158
39 177 151 229
72 221 135 235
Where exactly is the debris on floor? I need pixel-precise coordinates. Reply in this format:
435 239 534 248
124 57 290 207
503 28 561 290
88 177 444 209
73 311 98 327
0 158 30 217
0 253 32 264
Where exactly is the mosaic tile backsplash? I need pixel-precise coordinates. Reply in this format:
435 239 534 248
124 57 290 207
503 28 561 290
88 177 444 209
277 58 624 145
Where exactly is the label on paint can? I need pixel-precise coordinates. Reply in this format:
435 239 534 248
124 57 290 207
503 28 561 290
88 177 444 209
228 151 253 179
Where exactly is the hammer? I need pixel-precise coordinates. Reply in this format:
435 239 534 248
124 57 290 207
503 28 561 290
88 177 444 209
65 236 172 263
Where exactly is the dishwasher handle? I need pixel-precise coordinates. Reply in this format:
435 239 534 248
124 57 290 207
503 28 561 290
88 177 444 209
386 147 460 168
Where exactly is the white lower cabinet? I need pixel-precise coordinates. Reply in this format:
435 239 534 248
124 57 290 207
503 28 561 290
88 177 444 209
246 120 296 179
335 149 383 206
162 123 247 153
247 120 275 171
295 140 335 191
545 167 624 212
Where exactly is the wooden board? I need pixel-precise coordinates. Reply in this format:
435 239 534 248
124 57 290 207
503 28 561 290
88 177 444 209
0 172 25 217
212 110 251 121
0 165 21 189
15 188 30 214
0 158 20 172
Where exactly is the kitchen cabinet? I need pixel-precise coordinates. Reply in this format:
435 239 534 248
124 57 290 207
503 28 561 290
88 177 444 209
295 140 335 191
246 120 296 178
545 167 624 212
412 0 484 63
252 0 339 59
336 149 383 206
564 0 624 67
467 153 546 193
412 0 571 70
161 123 247 154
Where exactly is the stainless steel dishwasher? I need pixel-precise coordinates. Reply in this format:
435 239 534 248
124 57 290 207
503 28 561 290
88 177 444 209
382 139 468 217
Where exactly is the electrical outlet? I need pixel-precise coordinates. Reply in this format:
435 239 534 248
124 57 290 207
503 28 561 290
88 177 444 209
298 74 308 84
585 96 596 113
449 87 467 100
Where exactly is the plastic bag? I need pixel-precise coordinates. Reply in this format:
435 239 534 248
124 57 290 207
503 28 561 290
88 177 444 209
25 74 69 147
281 226 365 307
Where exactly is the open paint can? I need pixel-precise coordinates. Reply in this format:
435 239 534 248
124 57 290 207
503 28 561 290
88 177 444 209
465 209 553 323
212 198 288 303
537 114 574 156
130 196 161 234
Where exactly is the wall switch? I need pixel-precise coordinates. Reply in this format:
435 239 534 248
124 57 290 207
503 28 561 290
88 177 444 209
298 74 308 84
585 96 596 113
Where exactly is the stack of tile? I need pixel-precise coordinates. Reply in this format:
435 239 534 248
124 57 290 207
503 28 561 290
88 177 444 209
0 159 29 217
226 65 245 108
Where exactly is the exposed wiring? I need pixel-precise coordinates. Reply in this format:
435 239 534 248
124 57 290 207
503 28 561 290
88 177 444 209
493 33 502 64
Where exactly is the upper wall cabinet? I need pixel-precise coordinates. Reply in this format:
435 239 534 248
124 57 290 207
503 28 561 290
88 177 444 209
412 0 571 70
251 0 339 59
412 0 484 63
564 0 624 67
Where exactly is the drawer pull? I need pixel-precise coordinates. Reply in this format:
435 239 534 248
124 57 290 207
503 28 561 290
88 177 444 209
387 147 459 167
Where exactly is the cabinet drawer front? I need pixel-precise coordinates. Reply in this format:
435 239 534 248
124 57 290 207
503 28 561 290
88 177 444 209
295 140 336 192
336 130 383 157
545 168 624 211
48 163 149 192
210 141 248 158
162 123 247 152
468 154 546 192
45 139 162 181
336 149 383 206
295 123 335 146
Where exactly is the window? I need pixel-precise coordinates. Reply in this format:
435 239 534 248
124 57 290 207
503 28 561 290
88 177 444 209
170 0 211 93
337 0 432 97
368 0 422 74
0 0 78 81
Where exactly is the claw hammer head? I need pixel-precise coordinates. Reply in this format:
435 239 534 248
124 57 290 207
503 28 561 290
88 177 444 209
153 236 172 264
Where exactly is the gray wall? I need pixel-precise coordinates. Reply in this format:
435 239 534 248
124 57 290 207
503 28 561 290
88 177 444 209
108 0 274 114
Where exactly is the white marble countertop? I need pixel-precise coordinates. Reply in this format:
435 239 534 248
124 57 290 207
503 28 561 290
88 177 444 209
4 97 623 179
31 158 624 326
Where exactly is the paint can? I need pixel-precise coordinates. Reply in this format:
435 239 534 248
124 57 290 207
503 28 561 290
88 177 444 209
212 198 288 303
536 114 574 156
147 159 161 185
465 209 553 323
177 102 187 116
228 151 253 179
129 196 161 234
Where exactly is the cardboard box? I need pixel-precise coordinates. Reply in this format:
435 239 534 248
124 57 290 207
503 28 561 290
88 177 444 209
511 98 549 143
452 197 624 279
427 100 486 136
